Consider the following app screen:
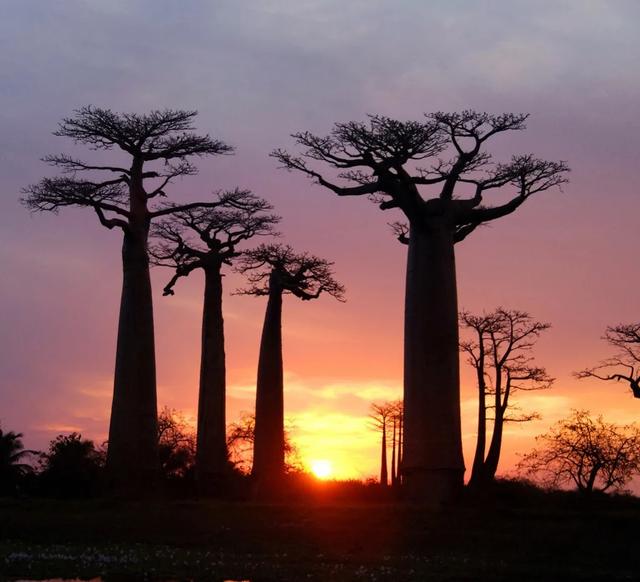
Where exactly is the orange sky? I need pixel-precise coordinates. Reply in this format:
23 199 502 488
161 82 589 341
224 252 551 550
1 1 640 490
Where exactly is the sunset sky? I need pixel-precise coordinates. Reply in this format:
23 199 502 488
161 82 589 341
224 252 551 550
1 1 639 484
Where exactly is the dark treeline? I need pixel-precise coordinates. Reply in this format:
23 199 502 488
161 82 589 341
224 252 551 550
14 105 640 505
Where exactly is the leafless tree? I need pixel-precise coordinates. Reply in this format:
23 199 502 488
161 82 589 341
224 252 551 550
22 107 232 495
273 111 569 503
576 323 640 399
237 244 344 498
157 406 197 480
369 402 395 487
461 309 553 487
151 191 279 494
226 412 301 475
518 410 640 495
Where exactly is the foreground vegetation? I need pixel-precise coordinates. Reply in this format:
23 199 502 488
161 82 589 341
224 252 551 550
1 481 639 581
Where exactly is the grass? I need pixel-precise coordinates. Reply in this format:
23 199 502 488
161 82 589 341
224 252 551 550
1 481 639 580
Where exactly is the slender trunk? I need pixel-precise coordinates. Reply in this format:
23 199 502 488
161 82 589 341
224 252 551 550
106 181 158 495
484 376 508 480
403 222 464 504
252 274 285 498
397 413 403 486
469 342 487 487
380 419 388 487
391 418 397 487
195 263 228 494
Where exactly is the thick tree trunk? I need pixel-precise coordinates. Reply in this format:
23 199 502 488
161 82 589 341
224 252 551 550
380 421 388 487
195 264 228 494
252 275 285 499
469 347 487 487
106 225 159 495
402 222 464 504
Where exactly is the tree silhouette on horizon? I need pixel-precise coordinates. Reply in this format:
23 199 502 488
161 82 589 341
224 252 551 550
22 106 233 495
151 191 280 494
237 243 344 499
461 309 553 487
273 111 569 504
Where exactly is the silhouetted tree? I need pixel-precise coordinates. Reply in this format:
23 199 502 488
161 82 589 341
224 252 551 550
576 323 640 399
461 309 553 487
273 111 569 503
369 402 396 487
518 410 640 495
226 412 301 474
237 244 344 497
157 407 197 481
390 400 404 488
39 433 104 498
0 427 35 496
22 107 232 495
151 191 279 493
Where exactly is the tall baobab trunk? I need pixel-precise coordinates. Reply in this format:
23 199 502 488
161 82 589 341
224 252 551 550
390 418 397 487
380 419 388 487
252 274 285 498
196 263 228 493
469 343 487 487
106 176 159 494
403 222 464 503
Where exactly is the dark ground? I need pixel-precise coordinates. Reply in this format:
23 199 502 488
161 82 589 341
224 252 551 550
1 482 638 581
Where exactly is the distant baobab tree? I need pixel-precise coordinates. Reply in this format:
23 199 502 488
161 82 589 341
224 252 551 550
151 191 280 494
369 400 403 489
22 107 233 495
368 402 394 487
390 400 404 489
273 111 569 503
460 309 553 487
237 243 344 498
576 323 640 399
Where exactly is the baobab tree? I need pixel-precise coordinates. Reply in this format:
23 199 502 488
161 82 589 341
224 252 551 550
369 402 395 487
273 112 569 502
576 323 640 399
390 400 404 488
460 309 553 487
151 191 279 493
237 243 344 497
22 107 233 494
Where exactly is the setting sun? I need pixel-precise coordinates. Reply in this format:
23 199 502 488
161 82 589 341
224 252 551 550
310 459 333 480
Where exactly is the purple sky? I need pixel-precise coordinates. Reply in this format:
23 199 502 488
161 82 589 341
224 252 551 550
1 0 639 480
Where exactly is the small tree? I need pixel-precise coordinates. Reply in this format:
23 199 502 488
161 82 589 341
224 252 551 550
518 410 640 495
226 412 301 474
237 243 344 497
576 323 640 399
151 191 279 493
0 427 35 496
22 107 233 495
39 433 104 498
157 407 197 481
460 309 553 486
273 111 569 502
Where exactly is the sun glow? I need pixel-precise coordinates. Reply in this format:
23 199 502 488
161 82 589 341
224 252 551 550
310 459 332 479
